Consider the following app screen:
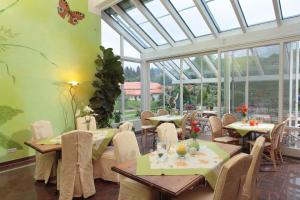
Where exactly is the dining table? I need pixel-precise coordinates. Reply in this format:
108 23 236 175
147 115 185 127
24 128 117 160
112 140 241 200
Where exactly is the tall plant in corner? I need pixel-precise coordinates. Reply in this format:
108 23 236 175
89 46 124 127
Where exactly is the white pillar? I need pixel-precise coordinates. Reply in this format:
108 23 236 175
278 42 284 122
141 60 150 111
120 36 125 121
289 43 294 126
295 42 299 126
217 50 222 117
180 59 183 115
245 49 249 107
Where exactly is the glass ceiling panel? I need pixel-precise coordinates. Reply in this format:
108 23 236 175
118 0 167 45
105 8 151 48
160 61 180 79
280 0 300 19
190 56 216 78
169 0 211 37
203 0 240 31
238 0 276 26
142 0 187 42
183 60 198 79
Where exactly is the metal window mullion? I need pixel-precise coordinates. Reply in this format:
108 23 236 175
203 55 218 77
272 0 283 26
201 58 203 108
278 42 284 122
289 43 294 126
245 49 249 108
217 50 221 117
193 0 218 38
180 59 184 115
160 0 195 42
131 0 175 46
168 60 188 80
163 69 166 109
155 63 177 81
120 36 125 121
295 42 299 126
111 5 158 49
230 0 247 33
102 12 145 53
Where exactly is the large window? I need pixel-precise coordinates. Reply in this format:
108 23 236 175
150 64 164 112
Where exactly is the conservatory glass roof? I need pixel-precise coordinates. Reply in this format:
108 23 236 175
101 0 300 82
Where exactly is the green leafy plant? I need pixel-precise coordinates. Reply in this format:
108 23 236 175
90 46 124 127
113 110 122 123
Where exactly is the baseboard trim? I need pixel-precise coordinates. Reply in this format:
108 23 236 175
0 156 35 171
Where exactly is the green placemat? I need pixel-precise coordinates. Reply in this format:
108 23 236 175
92 129 116 160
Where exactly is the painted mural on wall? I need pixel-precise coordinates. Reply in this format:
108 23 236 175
0 0 99 162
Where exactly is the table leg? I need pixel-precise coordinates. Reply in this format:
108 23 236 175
159 192 171 200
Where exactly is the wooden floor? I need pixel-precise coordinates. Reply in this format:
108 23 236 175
0 134 300 200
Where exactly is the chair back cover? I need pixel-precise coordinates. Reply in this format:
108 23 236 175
156 123 178 145
213 153 252 200
141 111 154 126
190 111 198 122
76 116 97 131
157 109 168 116
59 130 95 200
240 136 265 200
113 131 140 164
209 116 223 140
222 113 237 126
31 120 54 141
119 121 133 132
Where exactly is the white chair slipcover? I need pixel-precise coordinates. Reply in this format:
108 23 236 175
76 116 96 131
113 131 158 200
119 121 134 132
58 130 96 200
156 123 178 145
31 120 56 184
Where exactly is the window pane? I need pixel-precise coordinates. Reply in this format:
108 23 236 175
123 61 141 120
101 20 120 55
170 0 211 37
150 63 164 112
280 0 300 19
119 0 167 45
238 0 275 26
105 8 151 48
124 39 141 58
183 60 199 79
142 0 188 41
204 0 240 31
190 55 217 78
160 61 180 79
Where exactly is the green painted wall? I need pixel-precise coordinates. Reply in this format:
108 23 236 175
0 0 100 163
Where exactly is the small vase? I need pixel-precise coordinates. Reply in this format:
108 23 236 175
189 138 200 152
242 117 247 125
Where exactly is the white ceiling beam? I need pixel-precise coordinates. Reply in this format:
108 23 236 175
112 5 158 49
142 18 300 61
102 12 145 53
155 62 177 81
184 58 203 79
88 0 122 14
230 0 247 33
131 0 175 46
272 0 283 26
203 55 218 76
160 0 195 42
250 49 264 76
193 0 218 38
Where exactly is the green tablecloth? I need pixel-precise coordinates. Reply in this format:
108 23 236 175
136 140 230 189
225 121 274 137
147 115 184 127
37 128 117 160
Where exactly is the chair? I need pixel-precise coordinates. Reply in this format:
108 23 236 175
31 120 56 184
175 153 252 200
76 116 96 131
222 113 239 137
57 130 96 199
141 111 156 150
239 136 265 200
156 123 178 145
209 116 239 144
157 109 168 116
176 113 190 140
113 131 158 200
119 121 133 132
247 121 286 170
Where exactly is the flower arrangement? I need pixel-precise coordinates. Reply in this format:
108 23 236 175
236 104 248 118
76 106 97 129
191 120 201 139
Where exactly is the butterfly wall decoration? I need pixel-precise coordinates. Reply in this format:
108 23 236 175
57 0 85 25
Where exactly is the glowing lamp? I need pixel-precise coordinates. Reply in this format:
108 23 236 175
68 81 79 86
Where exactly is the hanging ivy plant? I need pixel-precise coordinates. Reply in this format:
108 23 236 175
89 46 124 128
